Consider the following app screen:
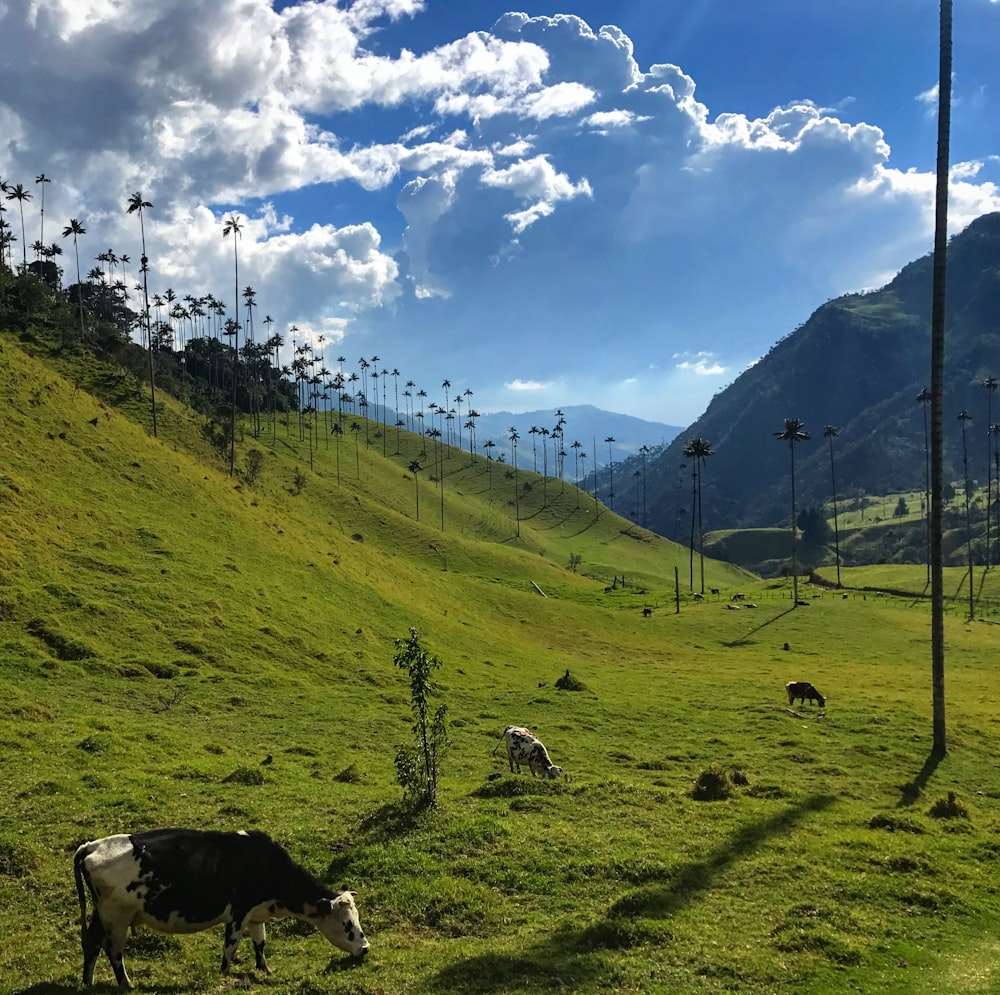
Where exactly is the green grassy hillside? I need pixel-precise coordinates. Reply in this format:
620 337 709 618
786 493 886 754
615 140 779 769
4 331 1000 994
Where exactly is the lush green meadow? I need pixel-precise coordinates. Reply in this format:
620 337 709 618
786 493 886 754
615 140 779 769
3 333 1000 994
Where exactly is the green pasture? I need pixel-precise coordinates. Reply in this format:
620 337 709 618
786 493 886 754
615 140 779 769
3 333 1000 994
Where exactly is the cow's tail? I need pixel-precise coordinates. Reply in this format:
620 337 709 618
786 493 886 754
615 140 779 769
74 843 92 941
491 727 510 756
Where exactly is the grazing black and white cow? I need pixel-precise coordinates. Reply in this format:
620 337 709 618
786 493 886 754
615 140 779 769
74 828 369 989
786 681 826 708
495 726 563 779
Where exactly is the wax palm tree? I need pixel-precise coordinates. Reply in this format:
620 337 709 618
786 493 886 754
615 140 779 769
62 218 86 339
958 409 975 618
483 439 496 488
824 426 843 588
928 0 952 755
539 427 550 506
509 428 521 537
34 175 51 254
983 376 997 567
441 380 451 445
330 421 343 483
528 426 540 472
571 440 583 508
408 460 423 520
391 369 401 452
351 421 361 478
917 387 932 582
404 380 415 430
0 214 14 272
604 436 616 511
774 418 811 605
6 183 31 271
682 438 714 593
126 192 157 436
222 213 243 474
993 423 1000 567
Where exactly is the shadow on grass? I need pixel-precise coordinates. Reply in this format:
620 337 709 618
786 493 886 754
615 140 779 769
14 984 194 995
722 606 797 647
355 799 430 841
13 985 81 995
426 793 836 994
897 748 945 807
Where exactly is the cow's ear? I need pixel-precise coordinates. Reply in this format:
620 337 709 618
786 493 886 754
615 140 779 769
315 897 334 915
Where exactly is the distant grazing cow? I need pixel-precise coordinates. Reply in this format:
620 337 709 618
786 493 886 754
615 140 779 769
786 681 826 708
494 726 562 779
74 828 369 988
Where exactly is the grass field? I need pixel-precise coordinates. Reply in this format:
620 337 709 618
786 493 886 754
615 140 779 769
3 331 1000 994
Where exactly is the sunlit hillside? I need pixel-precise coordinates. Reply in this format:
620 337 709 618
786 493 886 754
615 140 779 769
5 326 1000 995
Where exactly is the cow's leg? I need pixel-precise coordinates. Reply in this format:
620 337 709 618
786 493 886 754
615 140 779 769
247 921 270 973
104 922 132 990
222 919 247 974
81 914 105 986
507 749 515 773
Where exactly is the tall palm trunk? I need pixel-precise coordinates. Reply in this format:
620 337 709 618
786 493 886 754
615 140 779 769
688 461 697 590
918 389 932 584
696 458 706 595
959 412 974 618
826 430 842 588
929 0 952 756
789 444 799 604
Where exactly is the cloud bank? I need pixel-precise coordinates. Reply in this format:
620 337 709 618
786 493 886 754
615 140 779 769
1 1 998 423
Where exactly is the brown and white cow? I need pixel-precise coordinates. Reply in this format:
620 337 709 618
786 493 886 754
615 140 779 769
494 726 563 779
74 828 369 989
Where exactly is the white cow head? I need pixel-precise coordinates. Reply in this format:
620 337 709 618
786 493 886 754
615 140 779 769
311 891 370 957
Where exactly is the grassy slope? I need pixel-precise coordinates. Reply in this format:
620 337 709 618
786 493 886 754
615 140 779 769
2 333 1000 994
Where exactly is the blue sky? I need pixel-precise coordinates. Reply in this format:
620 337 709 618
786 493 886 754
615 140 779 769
2 0 999 426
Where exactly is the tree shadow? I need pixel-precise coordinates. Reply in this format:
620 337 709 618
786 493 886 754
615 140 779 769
722 606 797 647
13 983 195 995
897 748 945 807
354 799 430 842
12 985 81 995
426 793 836 994
564 516 602 538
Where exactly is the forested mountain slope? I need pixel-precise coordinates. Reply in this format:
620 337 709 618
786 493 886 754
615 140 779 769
611 212 1000 538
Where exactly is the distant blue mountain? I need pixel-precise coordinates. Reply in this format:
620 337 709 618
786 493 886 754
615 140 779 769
470 404 682 477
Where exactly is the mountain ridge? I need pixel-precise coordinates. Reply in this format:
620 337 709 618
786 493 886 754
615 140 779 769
606 211 1000 550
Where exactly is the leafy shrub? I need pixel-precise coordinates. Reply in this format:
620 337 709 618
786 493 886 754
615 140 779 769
928 791 969 820
393 627 450 810
555 668 586 692
243 448 265 486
